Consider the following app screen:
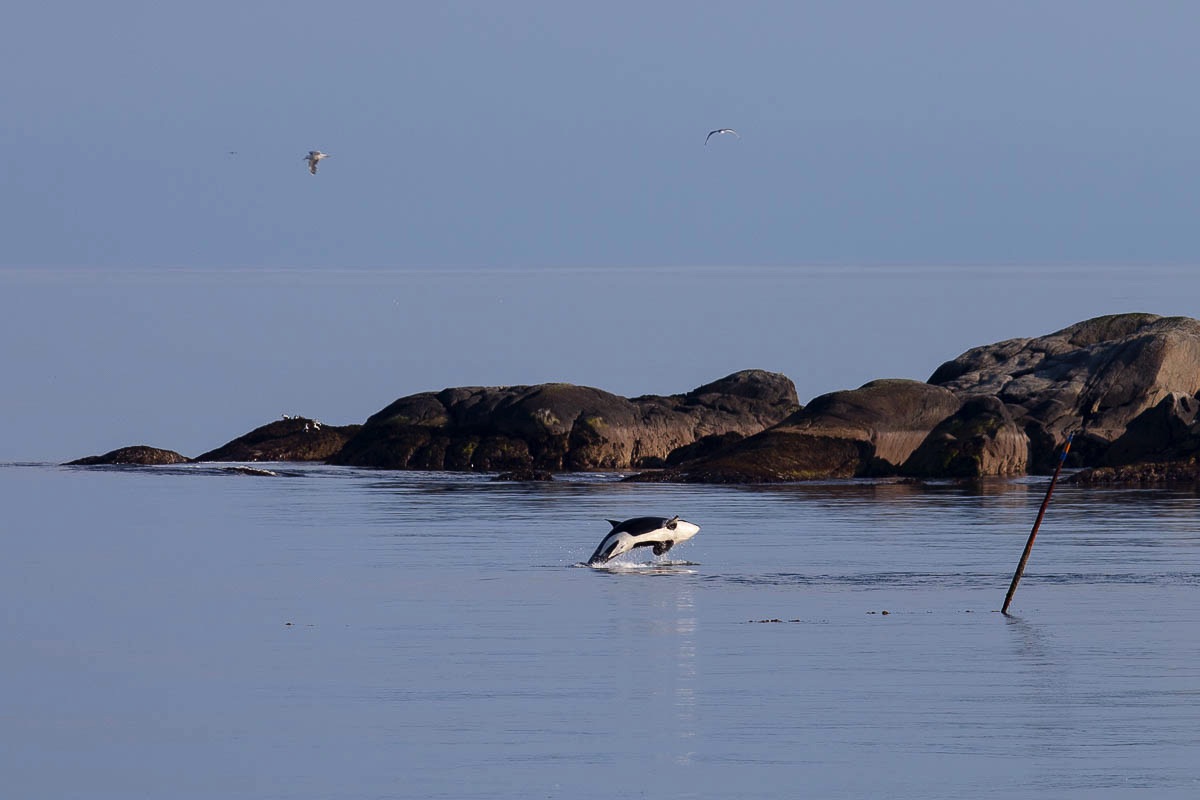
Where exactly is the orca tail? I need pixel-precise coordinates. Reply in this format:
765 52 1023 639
606 519 623 530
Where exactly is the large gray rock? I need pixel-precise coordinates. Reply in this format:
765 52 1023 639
928 314 1200 466
901 396 1028 477
633 313 1200 482
1102 393 1200 466
329 370 799 471
631 379 961 482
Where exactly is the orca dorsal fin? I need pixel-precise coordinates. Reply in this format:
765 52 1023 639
607 519 623 530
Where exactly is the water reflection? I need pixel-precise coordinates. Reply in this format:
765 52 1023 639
1003 613 1070 706
672 584 697 766
1000 602 1200 791
596 572 702 771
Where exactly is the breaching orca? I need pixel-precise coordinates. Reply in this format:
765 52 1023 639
586 515 701 565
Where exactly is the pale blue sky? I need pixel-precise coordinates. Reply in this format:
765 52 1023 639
5 1 1199 268
3 3 1199 460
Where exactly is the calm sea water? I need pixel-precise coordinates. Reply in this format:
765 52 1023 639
3 463 1198 799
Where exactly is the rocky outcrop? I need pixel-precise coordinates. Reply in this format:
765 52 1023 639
631 379 961 482
65 445 192 466
196 418 360 462
492 468 555 482
63 314 1200 482
328 370 799 471
631 314 1200 482
662 431 746 467
928 313 1200 466
1070 458 1200 485
900 396 1028 477
1102 393 1200 466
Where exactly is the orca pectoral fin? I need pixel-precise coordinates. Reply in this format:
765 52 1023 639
652 540 675 556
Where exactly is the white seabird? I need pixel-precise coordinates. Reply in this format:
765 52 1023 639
704 128 740 145
304 151 329 174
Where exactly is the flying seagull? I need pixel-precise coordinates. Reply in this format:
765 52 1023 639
704 128 740 145
304 150 329 174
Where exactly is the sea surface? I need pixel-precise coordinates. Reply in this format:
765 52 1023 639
3 462 1199 799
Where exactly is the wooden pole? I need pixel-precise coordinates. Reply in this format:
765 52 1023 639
1001 432 1074 615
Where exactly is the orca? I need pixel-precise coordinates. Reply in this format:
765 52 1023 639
586 515 700 566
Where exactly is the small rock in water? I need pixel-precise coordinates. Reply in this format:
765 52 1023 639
492 469 554 482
